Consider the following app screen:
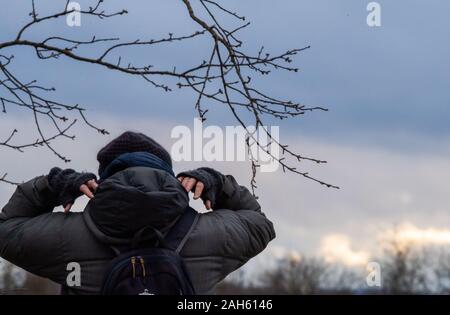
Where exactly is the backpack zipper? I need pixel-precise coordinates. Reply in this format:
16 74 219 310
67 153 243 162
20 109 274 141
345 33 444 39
139 257 147 278
131 257 136 278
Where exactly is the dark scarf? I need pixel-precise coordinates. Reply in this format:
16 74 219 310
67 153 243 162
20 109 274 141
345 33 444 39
99 151 175 180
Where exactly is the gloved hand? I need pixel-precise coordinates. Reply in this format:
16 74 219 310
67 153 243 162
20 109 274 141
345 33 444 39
48 167 98 212
177 167 225 210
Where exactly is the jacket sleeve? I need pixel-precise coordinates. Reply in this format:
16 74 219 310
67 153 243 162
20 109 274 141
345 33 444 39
0 176 69 284
215 174 275 258
184 174 276 270
1 176 58 218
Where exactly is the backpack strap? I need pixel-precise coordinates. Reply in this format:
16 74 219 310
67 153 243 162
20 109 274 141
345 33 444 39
163 207 199 253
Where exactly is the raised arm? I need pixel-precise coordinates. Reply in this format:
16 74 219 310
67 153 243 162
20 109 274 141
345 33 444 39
177 167 275 261
0 169 97 284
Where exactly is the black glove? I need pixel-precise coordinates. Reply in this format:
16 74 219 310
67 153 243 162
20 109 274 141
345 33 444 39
47 167 97 208
177 167 225 208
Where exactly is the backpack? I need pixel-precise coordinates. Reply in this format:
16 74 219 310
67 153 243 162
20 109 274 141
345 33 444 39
101 207 199 295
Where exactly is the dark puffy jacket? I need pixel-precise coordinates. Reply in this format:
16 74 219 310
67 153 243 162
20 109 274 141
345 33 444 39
0 167 275 294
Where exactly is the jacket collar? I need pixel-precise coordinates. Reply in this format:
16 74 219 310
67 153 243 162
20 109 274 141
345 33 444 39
83 167 189 243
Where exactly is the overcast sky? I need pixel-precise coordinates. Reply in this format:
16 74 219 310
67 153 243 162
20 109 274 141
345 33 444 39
1 0 450 273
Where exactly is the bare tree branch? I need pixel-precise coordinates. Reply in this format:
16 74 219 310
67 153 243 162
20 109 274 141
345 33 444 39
0 0 338 190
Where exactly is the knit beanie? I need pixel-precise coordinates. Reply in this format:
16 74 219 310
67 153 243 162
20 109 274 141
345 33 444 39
97 131 172 176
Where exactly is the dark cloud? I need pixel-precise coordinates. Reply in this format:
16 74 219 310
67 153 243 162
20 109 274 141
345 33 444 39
2 0 449 147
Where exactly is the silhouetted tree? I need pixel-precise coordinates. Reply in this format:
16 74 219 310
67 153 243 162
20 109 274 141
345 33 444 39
0 0 337 190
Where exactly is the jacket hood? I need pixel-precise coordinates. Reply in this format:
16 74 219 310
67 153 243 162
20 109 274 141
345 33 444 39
83 166 189 244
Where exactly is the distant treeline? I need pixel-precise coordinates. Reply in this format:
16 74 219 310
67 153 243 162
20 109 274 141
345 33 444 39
2 241 450 295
